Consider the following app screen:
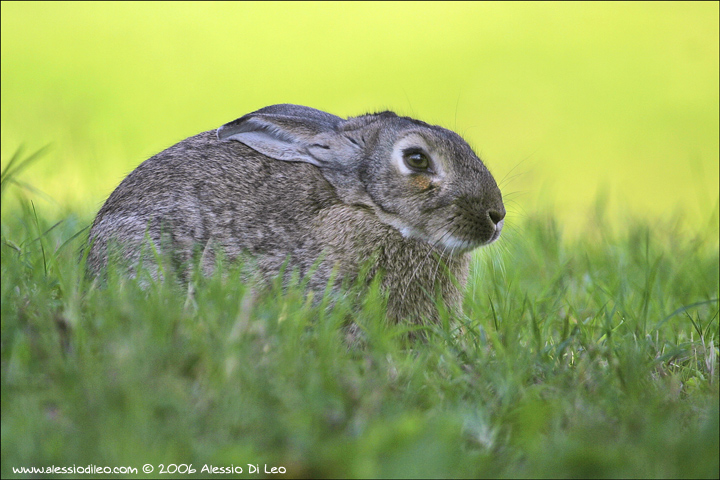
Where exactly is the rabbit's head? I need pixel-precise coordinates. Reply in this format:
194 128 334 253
218 104 504 253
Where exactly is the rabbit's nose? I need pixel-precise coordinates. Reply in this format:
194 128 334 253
488 208 506 226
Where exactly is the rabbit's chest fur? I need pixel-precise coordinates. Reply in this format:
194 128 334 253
313 205 470 322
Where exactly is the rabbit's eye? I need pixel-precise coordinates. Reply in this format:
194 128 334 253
403 149 431 171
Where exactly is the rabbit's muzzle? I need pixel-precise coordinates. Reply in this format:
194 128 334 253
429 193 505 253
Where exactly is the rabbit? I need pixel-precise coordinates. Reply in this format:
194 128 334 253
86 104 505 325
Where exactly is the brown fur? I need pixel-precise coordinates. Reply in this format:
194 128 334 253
86 105 504 324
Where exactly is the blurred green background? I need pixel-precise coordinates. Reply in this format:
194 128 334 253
1 1 718 234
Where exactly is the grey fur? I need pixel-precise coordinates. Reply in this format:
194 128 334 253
86 104 505 324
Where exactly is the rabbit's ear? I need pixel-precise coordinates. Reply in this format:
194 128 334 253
217 104 357 168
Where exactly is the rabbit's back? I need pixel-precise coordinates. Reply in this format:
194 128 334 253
87 131 338 280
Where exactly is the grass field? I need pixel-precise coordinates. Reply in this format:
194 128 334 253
1 2 719 478
1 172 718 477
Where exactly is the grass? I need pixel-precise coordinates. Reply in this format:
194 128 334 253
1 151 718 478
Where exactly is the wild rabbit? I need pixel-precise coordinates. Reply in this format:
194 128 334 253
86 104 505 324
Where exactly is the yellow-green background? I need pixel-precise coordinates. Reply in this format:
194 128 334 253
2 1 718 235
